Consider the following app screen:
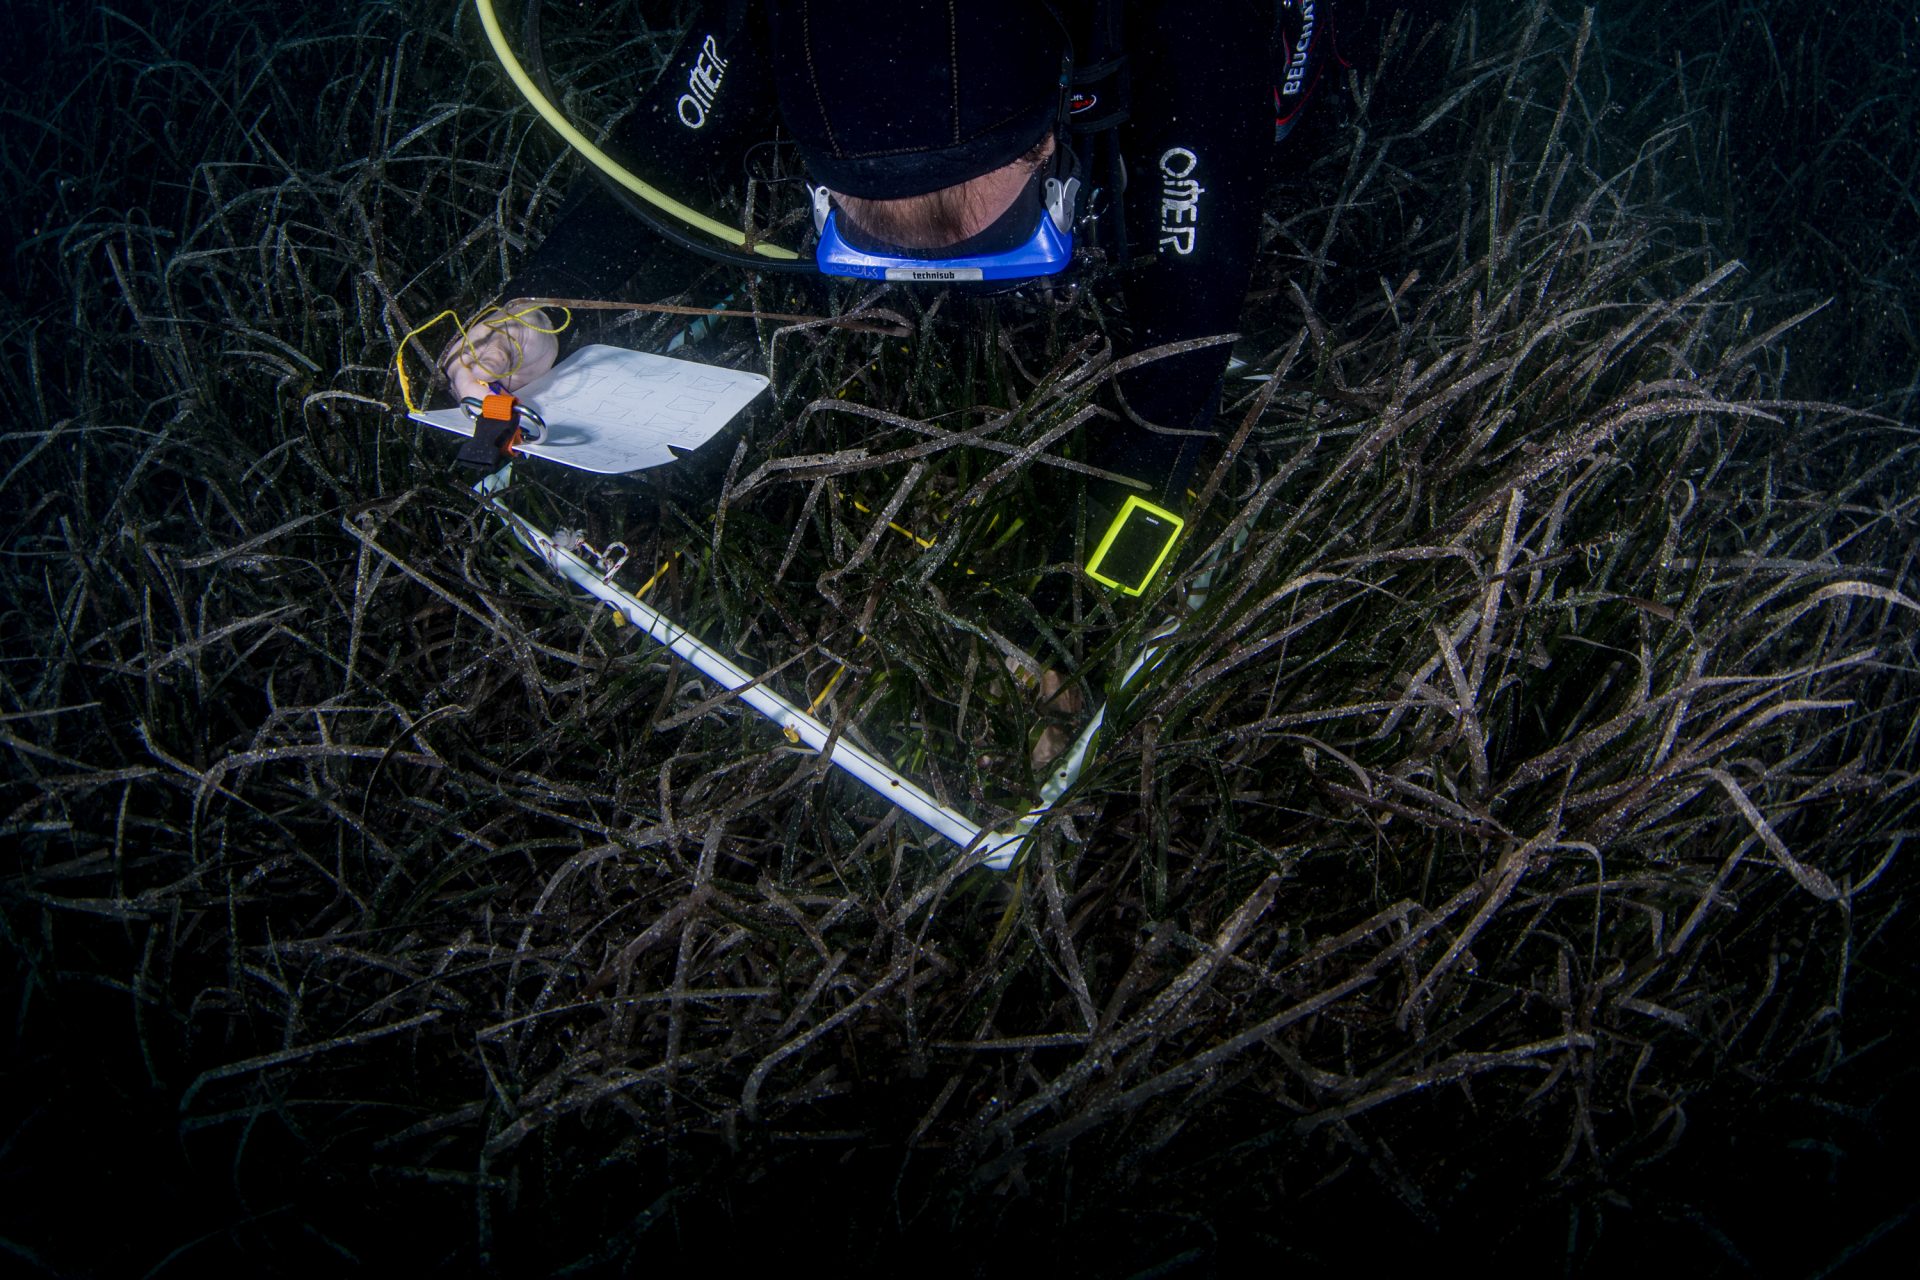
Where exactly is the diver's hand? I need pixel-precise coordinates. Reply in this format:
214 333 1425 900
438 307 558 402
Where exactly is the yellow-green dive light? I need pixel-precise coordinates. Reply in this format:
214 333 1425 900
1084 495 1185 596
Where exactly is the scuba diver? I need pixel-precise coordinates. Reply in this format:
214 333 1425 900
445 0 1359 601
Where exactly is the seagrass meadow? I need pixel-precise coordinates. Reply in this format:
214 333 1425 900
3 0 1916 1273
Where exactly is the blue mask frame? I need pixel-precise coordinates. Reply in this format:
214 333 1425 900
811 147 1082 283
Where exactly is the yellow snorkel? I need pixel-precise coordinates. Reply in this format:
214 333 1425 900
471 0 801 262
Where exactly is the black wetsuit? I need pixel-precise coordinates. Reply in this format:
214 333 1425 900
505 1 1342 503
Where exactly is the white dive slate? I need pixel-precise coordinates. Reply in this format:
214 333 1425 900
410 343 768 474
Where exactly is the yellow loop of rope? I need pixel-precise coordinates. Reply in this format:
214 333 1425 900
394 304 571 415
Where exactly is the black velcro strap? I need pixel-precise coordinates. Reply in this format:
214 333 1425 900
1069 54 1131 133
457 420 521 471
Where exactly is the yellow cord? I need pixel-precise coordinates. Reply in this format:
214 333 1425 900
471 0 800 261
632 555 677 598
807 640 864 716
394 303 571 415
785 634 868 743
850 498 936 550
608 557 677 627
846 494 981 576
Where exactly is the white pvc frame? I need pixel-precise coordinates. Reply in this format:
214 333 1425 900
475 468 1218 871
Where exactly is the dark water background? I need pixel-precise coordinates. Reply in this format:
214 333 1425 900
2 2 1916 1274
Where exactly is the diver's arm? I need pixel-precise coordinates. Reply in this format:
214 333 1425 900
500 0 776 302
1093 0 1278 505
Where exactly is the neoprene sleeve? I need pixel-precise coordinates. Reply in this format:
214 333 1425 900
1096 0 1278 504
502 0 775 301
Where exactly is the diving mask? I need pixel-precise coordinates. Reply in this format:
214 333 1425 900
812 141 1082 283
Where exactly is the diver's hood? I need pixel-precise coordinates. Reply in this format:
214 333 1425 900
766 0 1066 200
